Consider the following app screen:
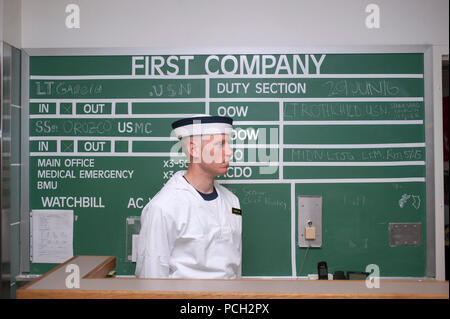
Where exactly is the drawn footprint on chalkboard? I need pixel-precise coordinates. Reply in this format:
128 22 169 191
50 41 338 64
398 194 410 208
398 194 420 209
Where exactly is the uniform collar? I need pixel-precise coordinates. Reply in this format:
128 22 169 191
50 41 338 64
170 170 221 201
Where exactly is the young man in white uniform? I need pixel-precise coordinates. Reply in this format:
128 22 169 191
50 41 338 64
135 115 242 279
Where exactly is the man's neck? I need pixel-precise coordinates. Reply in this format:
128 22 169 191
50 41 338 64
184 165 215 194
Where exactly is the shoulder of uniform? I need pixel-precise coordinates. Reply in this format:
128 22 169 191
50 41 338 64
216 183 233 193
144 187 191 215
216 184 239 202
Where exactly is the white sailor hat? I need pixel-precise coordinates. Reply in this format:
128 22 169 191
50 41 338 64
171 115 233 139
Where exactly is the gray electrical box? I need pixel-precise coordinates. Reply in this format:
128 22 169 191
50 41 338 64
126 216 141 262
298 196 323 248
389 223 422 247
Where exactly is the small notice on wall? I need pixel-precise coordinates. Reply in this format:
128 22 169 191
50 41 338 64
31 210 74 263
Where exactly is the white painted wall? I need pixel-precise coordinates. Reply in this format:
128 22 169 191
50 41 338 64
1 0 21 48
20 0 449 49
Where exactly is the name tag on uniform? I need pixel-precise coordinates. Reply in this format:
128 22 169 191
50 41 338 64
231 207 242 216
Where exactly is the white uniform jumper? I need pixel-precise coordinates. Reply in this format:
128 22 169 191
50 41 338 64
135 170 242 279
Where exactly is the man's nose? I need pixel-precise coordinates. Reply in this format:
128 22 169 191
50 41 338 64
225 143 233 158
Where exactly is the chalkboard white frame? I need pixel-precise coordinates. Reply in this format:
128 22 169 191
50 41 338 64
19 45 444 279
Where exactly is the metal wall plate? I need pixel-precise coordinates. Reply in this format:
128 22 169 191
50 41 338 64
298 196 322 248
126 216 141 262
389 223 422 247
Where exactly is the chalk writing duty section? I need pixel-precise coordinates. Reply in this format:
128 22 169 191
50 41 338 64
28 53 426 276
30 79 205 99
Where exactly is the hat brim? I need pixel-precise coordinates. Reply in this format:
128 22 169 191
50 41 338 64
173 122 233 139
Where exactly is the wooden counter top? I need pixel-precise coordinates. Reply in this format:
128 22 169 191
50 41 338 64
16 256 449 299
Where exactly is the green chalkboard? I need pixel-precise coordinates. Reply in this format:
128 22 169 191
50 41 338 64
27 52 426 277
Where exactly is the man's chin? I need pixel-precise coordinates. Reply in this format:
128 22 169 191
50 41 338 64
215 164 229 176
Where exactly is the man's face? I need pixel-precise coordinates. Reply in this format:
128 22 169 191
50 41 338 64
192 134 233 176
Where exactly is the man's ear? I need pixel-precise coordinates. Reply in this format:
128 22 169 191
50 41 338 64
189 136 202 162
